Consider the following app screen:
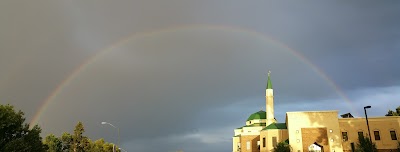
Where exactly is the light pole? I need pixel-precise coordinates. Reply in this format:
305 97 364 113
101 122 120 152
363 106 372 145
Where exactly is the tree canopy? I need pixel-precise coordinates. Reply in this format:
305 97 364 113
385 106 400 116
356 134 377 152
44 121 119 152
0 104 46 152
44 134 61 152
273 141 291 152
1 104 118 152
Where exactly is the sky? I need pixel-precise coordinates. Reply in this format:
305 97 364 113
1 1 400 151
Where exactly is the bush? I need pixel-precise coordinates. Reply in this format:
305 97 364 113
355 134 377 152
273 141 291 152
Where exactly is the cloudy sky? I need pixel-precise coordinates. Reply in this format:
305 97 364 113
1 1 400 151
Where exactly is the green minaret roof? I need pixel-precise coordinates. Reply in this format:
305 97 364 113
267 71 272 89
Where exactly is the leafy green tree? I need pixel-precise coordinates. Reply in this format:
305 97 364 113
60 132 72 152
356 134 377 152
273 141 291 152
93 138 113 152
90 138 118 152
102 142 117 152
82 137 93 152
385 106 400 116
92 138 106 152
0 104 46 152
44 134 62 152
72 122 86 152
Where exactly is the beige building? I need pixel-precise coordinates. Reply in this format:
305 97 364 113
233 73 400 152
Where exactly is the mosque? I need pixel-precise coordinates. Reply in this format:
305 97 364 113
232 73 400 152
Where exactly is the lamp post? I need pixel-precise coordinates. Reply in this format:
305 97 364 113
101 122 120 152
363 106 372 145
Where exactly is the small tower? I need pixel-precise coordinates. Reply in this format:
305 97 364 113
266 71 275 126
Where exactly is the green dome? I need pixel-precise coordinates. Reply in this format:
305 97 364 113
246 110 266 121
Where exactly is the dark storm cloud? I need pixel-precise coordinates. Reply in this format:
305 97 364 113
40 28 335 141
260 1 400 91
1 1 399 152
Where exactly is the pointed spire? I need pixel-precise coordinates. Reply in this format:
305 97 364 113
267 70 272 89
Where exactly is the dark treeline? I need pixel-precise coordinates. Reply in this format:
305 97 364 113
0 104 119 152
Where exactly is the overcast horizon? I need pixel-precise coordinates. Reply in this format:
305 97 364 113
1 1 400 151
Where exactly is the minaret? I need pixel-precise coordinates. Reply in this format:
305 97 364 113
266 71 275 126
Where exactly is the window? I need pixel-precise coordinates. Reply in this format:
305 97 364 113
358 131 363 137
257 141 260 150
263 137 266 147
342 132 348 141
350 143 355 152
390 131 397 140
272 137 277 147
247 141 250 150
374 131 380 140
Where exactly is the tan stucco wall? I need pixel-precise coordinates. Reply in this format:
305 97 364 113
286 111 344 152
233 136 240 152
339 116 400 151
241 127 264 136
259 129 289 152
301 128 330 152
240 135 260 152
233 126 265 152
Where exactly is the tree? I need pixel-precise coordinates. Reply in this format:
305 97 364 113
356 134 377 152
385 106 400 116
42 121 118 152
82 137 93 152
72 121 87 152
273 141 291 152
92 138 105 152
102 142 117 152
60 132 72 152
90 138 119 152
44 134 62 152
0 104 46 152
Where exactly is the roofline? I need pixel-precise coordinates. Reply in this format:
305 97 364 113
340 116 400 120
286 110 339 113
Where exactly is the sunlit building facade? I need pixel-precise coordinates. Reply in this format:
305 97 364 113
232 73 400 152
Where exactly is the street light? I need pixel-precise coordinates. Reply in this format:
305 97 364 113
101 122 120 152
363 106 372 145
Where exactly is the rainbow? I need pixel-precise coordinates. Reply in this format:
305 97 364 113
29 24 356 127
